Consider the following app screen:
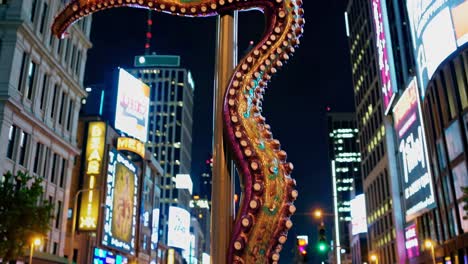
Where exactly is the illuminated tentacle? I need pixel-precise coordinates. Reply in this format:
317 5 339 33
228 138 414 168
52 0 303 263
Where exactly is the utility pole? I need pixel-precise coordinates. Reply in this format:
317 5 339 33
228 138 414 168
211 10 238 264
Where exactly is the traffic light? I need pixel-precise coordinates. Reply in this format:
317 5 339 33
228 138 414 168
317 224 328 253
297 236 309 262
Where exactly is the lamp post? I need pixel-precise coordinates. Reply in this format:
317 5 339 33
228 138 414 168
370 254 378 264
68 188 100 264
425 239 436 264
29 237 41 264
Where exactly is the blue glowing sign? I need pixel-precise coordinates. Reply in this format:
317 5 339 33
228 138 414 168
92 248 128 264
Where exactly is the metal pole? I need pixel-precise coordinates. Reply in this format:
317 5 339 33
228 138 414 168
29 242 33 264
431 246 436 264
68 188 99 264
211 11 238 264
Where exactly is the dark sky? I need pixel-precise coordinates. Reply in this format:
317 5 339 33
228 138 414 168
84 0 354 261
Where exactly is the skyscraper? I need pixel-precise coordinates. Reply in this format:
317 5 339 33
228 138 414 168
327 112 361 259
128 53 194 246
345 0 407 262
0 0 91 260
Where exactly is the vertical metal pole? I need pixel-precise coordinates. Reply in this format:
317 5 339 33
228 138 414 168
29 243 33 264
211 11 238 264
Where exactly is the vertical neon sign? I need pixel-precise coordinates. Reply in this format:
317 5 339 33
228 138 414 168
372 0 395 114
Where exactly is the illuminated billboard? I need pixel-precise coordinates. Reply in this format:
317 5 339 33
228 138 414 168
407 0 468 96
372 0 396 114
79 121 106 231
405 224 419 258
117 137 145 158
350 194 367 235
167 206 190 251
93 247 128 264
115 68 150 142
103 149 138 254
393 78 435 220
176 174 193 194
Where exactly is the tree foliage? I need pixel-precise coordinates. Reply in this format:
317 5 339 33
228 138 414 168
0 171 54 263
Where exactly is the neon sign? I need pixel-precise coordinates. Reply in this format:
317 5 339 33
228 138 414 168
79 121 106 231
117 137 145 158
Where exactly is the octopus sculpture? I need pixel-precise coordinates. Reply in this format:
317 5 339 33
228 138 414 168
52 0 303 263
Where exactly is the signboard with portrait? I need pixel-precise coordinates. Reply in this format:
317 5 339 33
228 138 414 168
103 149 138 254
406 0 468 96
393 78 435 220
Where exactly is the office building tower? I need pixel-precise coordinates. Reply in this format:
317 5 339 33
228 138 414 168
345 0 407 262
327 112 361 259
201 155 213 201
128 53 194 246
0 1 91 261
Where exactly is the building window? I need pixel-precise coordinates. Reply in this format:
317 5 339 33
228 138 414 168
59 158 66 188
39 74 48 110
33 142 43 174
70 44 76 69
6 125 17 159
64 40 70 63
26 61 37 100
39 2 48 34
58 92 66 124
66 98 74 131
50 153 57 183
42 147 49 178
75 50 81 75
18 131 28 166
30 0 38 22
50 84 58 119
52 242 58 255
17 52 27 92
55 201 61 228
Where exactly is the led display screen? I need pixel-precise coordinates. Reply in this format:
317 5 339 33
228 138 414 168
79 121 106 231
92 247 128 264
406 0 468 96
350 194 367 235
372 0 396 114
115 68 150 142
405 224 419 258
393 78 435 220
167 206 190 251
445 120 464 161
103 149 138 254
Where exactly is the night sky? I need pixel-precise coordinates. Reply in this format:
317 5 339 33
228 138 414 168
83 0 354 261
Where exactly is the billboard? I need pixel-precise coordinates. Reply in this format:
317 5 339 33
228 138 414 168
92 247 128 264
393 78 435 220
79 121 106 231
115 68 150 142
176 174 193 195
406 0 468 96
350 194 367 235
103 149 138 254
404 224 419 258
167 206 190 251
372 0 396 114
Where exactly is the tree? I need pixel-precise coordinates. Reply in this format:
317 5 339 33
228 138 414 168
0 171 54 263
463 186 468 220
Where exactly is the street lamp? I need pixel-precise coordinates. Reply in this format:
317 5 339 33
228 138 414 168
68 188 100 264
29 237 41 264
424 239 436 264
314 209 323 219
370 254 378 264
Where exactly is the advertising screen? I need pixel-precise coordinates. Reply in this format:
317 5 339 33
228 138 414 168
445 121 464 161
405 224 419 258
79 121 106 231
393 78 435 220
115 68 150 142
372 0 396 114
406 0 468 96
102 149 138 254
167 206 190 251
350 194 367 235
93 247 128 264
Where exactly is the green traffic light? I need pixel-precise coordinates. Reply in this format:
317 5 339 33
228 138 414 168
317 242 327 252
